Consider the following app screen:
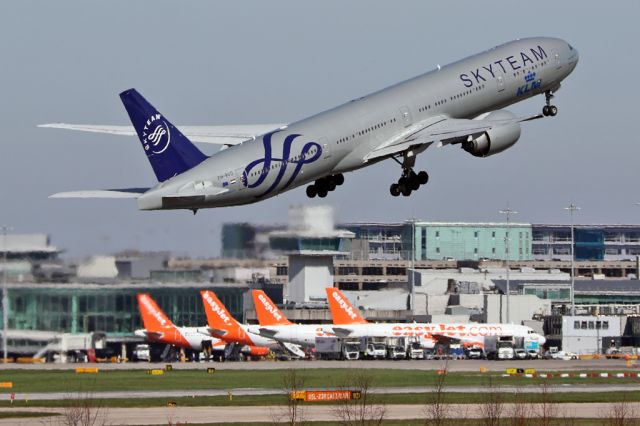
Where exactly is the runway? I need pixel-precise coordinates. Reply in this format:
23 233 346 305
1 402 639 425
0 358 631 371
4 383 640 402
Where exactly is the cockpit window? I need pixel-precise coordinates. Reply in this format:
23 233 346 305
568 44 574 50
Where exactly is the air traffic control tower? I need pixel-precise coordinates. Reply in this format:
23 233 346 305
268 205 354 304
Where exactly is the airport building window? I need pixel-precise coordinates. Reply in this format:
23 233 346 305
574 321 580 329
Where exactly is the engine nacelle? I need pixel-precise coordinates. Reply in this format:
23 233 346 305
462 110 521 157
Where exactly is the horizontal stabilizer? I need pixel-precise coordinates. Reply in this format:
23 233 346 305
257 327 278 338
39 123 286 146
207 327 228 337
327 327 351 337
50 188 149 199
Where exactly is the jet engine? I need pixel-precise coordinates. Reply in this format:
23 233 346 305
462 110 521 157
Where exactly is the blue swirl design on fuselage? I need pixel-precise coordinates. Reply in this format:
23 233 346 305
243 131 322 197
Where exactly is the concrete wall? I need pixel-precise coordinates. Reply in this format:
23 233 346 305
288 255 333 303
561 315 622 354
484 294 551 324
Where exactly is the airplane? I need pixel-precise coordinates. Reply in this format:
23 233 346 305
247 289 336 349
134 293 225 353
199 290 294 357
43 37 578 211
323 288 546 349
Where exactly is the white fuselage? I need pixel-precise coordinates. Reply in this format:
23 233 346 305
247 324 334 347
323 323 546 349
135 326 223 351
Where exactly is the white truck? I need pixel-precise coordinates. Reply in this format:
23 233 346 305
364 338 387 359
407 338 425 359
386 337 407 360
497 337 515 360
342 339 363 360
485 336 515 360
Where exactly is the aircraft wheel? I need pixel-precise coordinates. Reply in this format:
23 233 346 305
390 183 400 197
400 185 412 197
417 171 429 185
334 174 345 186
549 105 558 116
327 180 337 191
306 185 317 198
317 188 328 198
542 105 550 116
408 173 420 191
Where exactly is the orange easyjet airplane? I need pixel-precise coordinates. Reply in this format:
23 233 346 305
199 290 276 357
247 289 339 350
135 293 225 352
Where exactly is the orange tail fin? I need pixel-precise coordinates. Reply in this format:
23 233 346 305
137 293 173 331
251 290 293 326
200 290 242 335
325 287 368 325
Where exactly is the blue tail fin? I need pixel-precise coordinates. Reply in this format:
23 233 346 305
120 89 207 182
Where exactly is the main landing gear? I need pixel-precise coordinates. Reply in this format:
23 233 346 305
306 174 344 198
389 151 429 197
542 90 558 117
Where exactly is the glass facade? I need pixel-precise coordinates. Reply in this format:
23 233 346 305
415 223 532 261
5 285 245 336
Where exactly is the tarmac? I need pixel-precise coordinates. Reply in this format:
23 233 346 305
0 358 632 371
1 402 640 425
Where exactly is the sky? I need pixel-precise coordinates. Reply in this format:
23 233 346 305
1 1 638 258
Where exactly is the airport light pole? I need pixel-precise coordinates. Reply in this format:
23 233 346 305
408 218 417 315
565 203 580 316
499 208 517 323
1 226 12 362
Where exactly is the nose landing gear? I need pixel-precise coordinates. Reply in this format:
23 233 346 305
542 90 558 117
306 174 344 198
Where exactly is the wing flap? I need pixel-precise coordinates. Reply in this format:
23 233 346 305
39 123 286 145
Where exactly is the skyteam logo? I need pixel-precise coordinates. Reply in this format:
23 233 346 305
243 130 322 197
142 113 171 155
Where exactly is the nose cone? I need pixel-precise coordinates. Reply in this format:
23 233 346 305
536 334 546 345
567 42 579 65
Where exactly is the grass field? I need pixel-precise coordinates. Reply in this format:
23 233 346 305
0 368 637 394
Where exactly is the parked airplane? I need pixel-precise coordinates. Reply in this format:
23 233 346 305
134 293 224 352
44 37 578 210
324 288 546 349
199 290 292 357
248 290 335 349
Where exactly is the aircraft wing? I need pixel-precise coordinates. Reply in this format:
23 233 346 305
430 332 483 347
326 327 354 338
38 123 286 146
49 188 150 198
364 113 543 162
